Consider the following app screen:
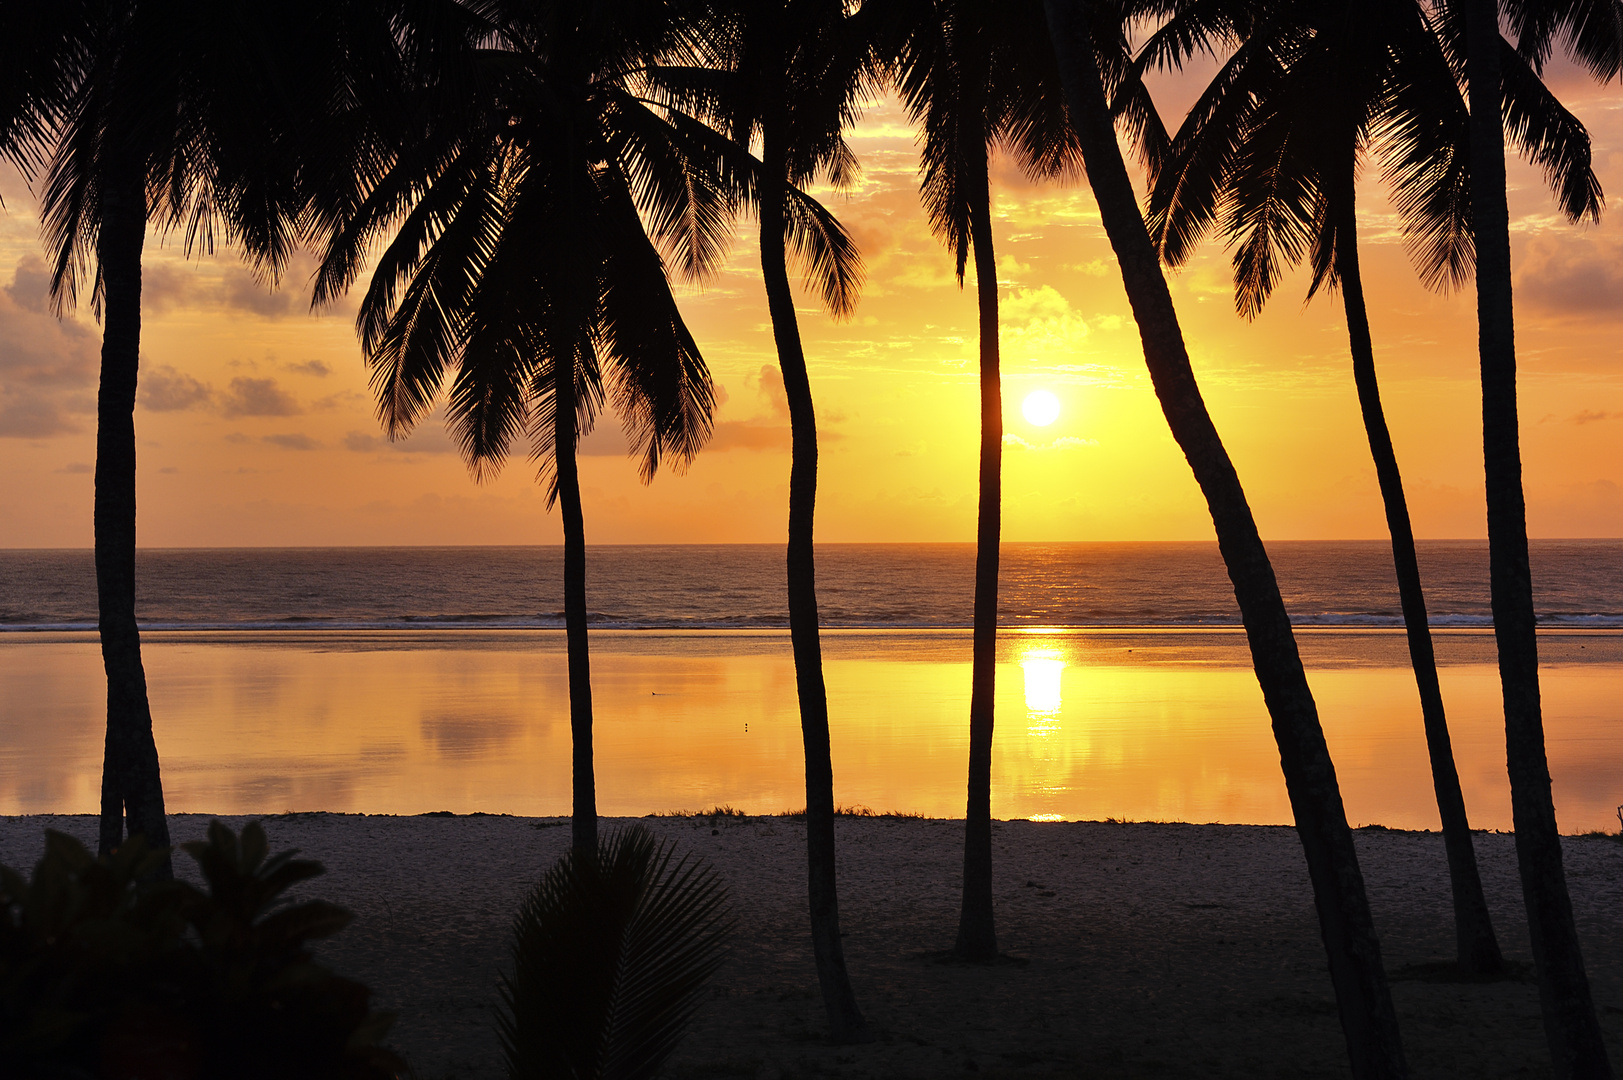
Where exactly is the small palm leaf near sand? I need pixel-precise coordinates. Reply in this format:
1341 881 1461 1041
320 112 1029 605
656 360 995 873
498 825 732 1080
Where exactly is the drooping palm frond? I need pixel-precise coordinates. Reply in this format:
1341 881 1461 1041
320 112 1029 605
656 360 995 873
497 826 732 1080
1502 0 1623 78
1500 42 1604 222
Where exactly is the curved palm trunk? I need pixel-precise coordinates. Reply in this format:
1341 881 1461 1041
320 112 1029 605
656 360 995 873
1461 3 1611 1074
555 358 598 855
956 180 1002 962
1333 190 1502 974
95 170 172 878
1041 5 1405 1076
758 131 870 1045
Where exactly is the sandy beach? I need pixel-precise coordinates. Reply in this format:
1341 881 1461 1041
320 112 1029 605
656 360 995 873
4 813 1620 1078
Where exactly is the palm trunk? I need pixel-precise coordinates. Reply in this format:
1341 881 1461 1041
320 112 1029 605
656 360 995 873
1462 3 1611 1074
1040 4 1405 1075
555 357 598 855
95 169 172 878
758 124 870 1045
956 172 1002 962
1333 188 1502 974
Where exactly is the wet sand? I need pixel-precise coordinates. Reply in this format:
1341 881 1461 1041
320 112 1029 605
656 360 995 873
3 813 1621 1078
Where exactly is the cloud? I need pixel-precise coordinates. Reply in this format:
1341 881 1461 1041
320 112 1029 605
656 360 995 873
343 427 458 455
140 263 192 314
287 359 332 377
224 271 298 318
1572 410 1617 425
708 421 790 452
263 432 321 450
1002 285 1091 359
0 256 99 438
138 365 214 412
749 364 790 419
4 257 52 314
219 377 300 417
1515 234 1623 317
56 462 92 474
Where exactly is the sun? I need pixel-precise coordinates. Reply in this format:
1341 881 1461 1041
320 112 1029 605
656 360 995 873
1021 389 1061 427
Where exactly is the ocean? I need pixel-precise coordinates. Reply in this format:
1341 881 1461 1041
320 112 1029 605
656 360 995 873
3 542 1621 829
4 540 1622 631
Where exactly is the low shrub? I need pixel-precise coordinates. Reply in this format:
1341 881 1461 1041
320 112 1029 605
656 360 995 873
0 820 401 1079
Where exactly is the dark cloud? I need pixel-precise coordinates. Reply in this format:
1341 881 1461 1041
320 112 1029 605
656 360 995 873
287 359 332 377
139 365 214 412
219 377 300 417
1572 410 1616 425
263 432 321 451
0 256 99 438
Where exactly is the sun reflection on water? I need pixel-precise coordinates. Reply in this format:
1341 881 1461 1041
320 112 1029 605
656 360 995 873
1020 649 1066 731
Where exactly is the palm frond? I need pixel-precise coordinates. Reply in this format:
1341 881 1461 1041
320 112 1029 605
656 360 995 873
1503 0 1623 79
1500 39 1604 223
782 181 864 319
596 166 715 483
497 825 732 1080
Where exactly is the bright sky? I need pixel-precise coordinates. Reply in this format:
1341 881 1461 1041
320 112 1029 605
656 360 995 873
2 62 1620 547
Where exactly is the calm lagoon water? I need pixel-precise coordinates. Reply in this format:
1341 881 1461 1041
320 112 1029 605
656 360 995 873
4 627 1621 832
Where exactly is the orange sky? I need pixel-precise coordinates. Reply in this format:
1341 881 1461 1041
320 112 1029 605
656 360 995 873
2 62 1620 548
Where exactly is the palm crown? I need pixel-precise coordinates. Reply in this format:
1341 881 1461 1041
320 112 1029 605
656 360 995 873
312 0 744 487
1137 0 1602 315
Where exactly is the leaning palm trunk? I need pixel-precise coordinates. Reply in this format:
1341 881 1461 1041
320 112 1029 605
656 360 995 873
1461 2 1612 1074
1332 187 1501 975
957 180 1002 962
758 131 869 1044
555 357 598 856
1041 4 1405 1075
94 170 172 878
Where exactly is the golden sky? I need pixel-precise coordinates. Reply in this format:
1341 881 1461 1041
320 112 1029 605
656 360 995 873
2 62 1620 547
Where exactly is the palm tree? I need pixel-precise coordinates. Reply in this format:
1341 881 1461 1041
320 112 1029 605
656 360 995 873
2 0 396 875
1446 0 1621 1071
875 0 1080 962
681 0 872 1042
311 0 726 856
1139 0 1604 977
1041 2 1406 1075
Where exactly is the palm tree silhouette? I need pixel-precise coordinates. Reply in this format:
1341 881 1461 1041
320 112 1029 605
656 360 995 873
1138 0 1603 977
875 0 1080 962
1042 2 1407 1074
1448 0 1621 1071
2 0 393 874
312 0 726 856
686 0 873 1042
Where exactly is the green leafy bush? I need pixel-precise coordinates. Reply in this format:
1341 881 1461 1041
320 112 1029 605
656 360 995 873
0 820 401 1079
498 826 731 1080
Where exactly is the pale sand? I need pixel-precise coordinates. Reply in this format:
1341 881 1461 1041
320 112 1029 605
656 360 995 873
3 814 1621 1078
